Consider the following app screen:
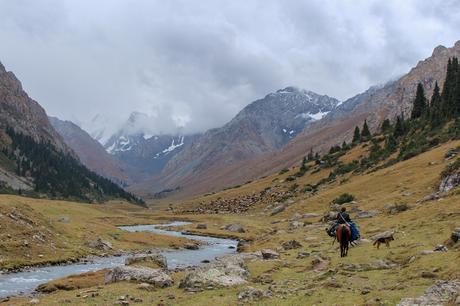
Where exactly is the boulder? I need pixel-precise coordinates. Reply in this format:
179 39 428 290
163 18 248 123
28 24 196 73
237 240 249 253
434 244 448 252
290 213 302 221
238 287 270 302
224 223 246 233
322 211 337 222
418 193 440 203
356 210 380 218
296 251 310 259
105 266 173 287
303 213 320 219
261 249 280 260
184 243 199 250
88 237 112 251
196 224 207 229
125 254 167 269
179 255 249 290
340 260 397 272
281 240 302 250
451 227 460 243
397 280 460 306
439 172 460 193
288 221 301 230
271 205 285 216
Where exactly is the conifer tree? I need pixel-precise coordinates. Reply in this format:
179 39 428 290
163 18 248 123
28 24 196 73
341 141 348 150
361 120 371 140
393 115 404 138
411 83 427 119
384 134 398 153
429 82 442 127
352 126 361 143
307 149 314 161
381 119 391 133
300 156 307 172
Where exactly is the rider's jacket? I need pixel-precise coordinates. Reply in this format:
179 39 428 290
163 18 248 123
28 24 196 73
337 212 351 224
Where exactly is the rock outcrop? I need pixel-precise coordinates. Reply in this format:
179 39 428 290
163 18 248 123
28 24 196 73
105 266 173 287
179 255 250 290
397 280 460 306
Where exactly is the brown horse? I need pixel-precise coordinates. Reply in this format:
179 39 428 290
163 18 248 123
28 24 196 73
336 224 351 257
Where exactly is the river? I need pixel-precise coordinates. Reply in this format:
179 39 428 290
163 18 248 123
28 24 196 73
0 221 238 298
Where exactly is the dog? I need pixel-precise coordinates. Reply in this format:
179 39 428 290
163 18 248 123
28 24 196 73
372 234 394 249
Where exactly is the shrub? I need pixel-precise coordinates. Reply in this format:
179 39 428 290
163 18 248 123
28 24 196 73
279 168 289 175
332 193 355 205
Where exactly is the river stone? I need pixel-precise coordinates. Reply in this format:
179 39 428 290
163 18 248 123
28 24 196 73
261 249 280 260
397 280 460 306
125 254 167 269
184 243 199 250
224 223 245 233
88 237 112 251
105 266 173 287
237 240 249 253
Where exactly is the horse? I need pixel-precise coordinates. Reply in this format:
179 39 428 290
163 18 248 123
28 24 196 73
336 224 351 257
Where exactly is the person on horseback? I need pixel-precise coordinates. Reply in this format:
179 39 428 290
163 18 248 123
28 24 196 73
337 207 351 224
327 207 360 245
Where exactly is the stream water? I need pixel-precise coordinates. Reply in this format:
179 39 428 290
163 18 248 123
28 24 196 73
0 221 238 298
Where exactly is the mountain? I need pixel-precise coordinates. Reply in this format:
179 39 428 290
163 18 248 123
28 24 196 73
103 112 200 180
130 87 340 197
0 61 142 204
131 41 460 199
49 117 132 186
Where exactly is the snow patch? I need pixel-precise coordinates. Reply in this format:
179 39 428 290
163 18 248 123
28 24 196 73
154 136 185 159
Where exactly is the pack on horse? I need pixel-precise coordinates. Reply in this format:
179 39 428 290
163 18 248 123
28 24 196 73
326 207 359 257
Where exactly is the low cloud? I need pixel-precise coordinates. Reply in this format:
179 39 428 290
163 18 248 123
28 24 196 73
0 0 459 137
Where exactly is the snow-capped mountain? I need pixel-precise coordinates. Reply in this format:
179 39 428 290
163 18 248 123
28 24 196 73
130 87 340 196
103 112 200 179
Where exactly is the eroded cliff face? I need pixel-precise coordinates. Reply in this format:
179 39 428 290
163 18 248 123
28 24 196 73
0 62 70 153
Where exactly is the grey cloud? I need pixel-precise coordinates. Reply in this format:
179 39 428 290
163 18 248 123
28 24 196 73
0 0 459 137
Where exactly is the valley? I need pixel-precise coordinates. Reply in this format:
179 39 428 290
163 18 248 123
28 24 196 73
0 7 459 304
1 137 459 305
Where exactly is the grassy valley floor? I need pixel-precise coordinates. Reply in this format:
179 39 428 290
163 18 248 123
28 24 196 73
1 141 460 305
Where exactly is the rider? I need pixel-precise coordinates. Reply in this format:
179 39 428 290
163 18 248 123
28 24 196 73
327 207 360 243
337 207 351 224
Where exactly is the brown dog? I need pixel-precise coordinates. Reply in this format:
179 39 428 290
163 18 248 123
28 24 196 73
373 235 394 249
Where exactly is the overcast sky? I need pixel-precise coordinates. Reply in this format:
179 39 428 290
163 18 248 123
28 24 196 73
1 0 460 138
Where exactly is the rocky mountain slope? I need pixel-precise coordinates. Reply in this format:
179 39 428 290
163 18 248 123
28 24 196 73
131 87 339 197
132 41 460 199
49 117 133 186
0 61 141 203
0 62 70 154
